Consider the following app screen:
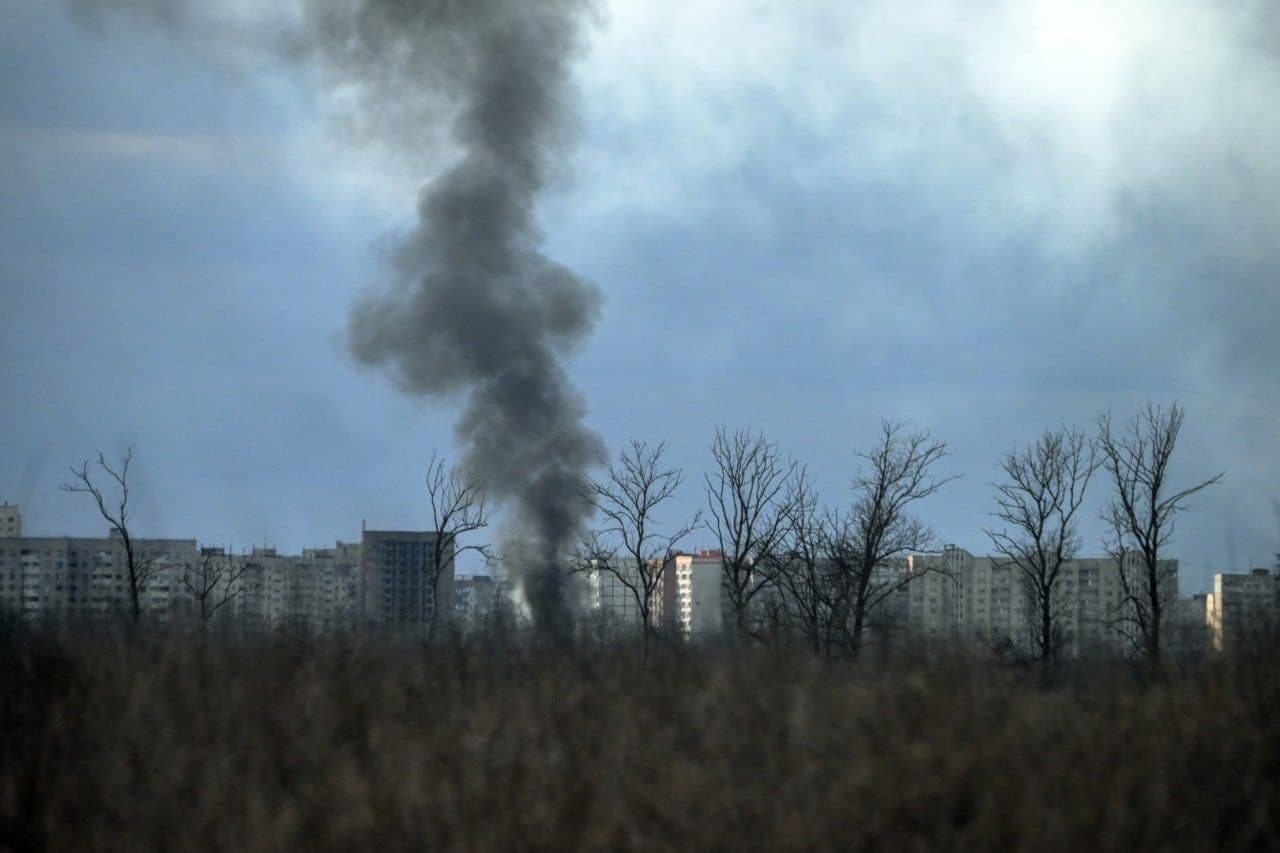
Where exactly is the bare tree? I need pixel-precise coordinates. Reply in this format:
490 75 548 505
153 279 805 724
705 428 796 641
424 451 494 644
1098 403 1222 665
770 467 839 654
825 422 954 657
575 439 701 657
61 449 159 625
183 548 260 634
985 427 1098 663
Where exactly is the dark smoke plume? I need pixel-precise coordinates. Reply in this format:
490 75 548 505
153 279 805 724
72 1 603 637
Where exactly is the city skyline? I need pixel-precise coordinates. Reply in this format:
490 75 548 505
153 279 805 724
8 510 1271 658
11 490 1278 602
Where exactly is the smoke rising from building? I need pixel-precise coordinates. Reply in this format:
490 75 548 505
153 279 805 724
72 0 603 637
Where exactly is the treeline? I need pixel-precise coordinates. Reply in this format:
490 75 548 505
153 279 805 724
48 402 1243 666
575 401 1226 666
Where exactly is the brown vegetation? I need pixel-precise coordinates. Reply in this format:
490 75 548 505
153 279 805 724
1 626 1277 850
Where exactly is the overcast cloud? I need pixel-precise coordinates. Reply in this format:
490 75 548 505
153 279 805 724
1 0 1277 588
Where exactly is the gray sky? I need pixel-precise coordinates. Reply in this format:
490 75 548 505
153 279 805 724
2 1 1277 591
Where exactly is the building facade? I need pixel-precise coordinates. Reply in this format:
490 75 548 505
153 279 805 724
660 549 725 641
0 520 454 634
236 544 360 632
0 503 20 539
582 558 648 634
454 573 506 632
359 529 455 631
0 532 198 622
1207 569 1278 651
899 547 1178 658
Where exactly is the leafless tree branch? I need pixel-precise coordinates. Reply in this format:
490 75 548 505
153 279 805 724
574 439 700 656
423 450 495 645
183 548 261 631
60 448 159 624
705 428 796 641
769 468 841 653
984 426 1098 662
1098 402 1222 664
824 421 955 657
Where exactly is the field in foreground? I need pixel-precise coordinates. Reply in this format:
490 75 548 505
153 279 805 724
2 631 1278 850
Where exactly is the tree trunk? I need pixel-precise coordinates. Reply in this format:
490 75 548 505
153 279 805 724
124 538 141 624
641 613 650 662
849 585 868 658
426 565 441 648
1148 562 1162 665
1041 592 1053 662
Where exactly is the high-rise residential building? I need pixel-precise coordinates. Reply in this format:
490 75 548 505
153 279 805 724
660 549 724 641
237 544 360 632
1207 569 1278 650
0 533 198 621
454 573 505 631
359 529 454 630
900 547 1178 657
1056 555 1177 655
579 555 660 634
0 503 20 538
0 520 465 634
903 549 966 639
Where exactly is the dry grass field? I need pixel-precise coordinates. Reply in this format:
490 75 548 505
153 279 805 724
2 625 1278 850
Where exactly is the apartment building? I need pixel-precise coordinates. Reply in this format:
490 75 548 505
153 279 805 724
582 558 648 633
1056 556 1170 655
0 516 464 633
454 573 505 631
900 547 1178 657
236 544 360 632
0 503 20 538
904 549 968 639
1207 569 1278 651
0 525 459 633
660 549 725 641
359 529 454 630
0 532 198 621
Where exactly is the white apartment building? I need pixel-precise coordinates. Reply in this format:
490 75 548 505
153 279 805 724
660 549 724 641
236 545 360 632
0 533 198 622
901 547 1178 658
0 520 467 634
903 550 968 640
1207 569 1278 651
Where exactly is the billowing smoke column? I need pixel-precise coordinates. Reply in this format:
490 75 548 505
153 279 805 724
74 0 603 637
325 2 603 639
